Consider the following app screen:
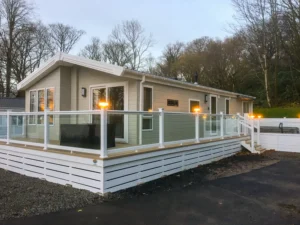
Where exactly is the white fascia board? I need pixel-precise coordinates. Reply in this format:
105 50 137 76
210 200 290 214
17 53 124 91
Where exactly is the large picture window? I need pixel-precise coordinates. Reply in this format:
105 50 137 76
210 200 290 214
143 87 153 130
29 88 54 125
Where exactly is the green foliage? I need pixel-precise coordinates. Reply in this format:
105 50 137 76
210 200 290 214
254 107 300 118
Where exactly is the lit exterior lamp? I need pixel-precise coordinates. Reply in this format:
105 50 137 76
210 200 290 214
203 114 207 120
193 107 201 113
98 101 109 109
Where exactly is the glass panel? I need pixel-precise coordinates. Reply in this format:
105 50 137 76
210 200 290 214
47 88 54 111
164 113 195 142
92 88 106 124
143 87 152 111
190 100 200 112
243 102 250 114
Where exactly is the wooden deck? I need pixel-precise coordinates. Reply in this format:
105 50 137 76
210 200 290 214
0 135 249 160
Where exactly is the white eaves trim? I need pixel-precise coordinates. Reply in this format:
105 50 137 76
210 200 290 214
17 52 124 90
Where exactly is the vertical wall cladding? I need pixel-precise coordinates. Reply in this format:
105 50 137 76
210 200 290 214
102 138 243 194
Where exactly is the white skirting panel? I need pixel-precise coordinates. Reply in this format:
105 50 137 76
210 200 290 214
0 145 103 193
103 138 243 194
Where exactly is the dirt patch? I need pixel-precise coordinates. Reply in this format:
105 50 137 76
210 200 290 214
0 150 296 221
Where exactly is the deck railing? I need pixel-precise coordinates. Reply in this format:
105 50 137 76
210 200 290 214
0 109 247 157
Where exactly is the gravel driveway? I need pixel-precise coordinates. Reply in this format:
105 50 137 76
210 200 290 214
0 150 282 221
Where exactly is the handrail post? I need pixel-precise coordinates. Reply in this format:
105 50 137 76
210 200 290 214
244 113 248 136
257 118 260 145
100 108 108 158
251 118 255 152
6 110 11 144
195 112 200 143
158 108 165 148
43 109 49 150
220 112 224 139
237 113 241 136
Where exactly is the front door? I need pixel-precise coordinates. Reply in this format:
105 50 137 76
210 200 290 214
210 96 217 134
92 85 125 141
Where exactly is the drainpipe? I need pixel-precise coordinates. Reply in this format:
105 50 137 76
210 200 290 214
139 76 146 145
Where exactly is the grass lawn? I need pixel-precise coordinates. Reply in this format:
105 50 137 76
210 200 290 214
254 107 300 118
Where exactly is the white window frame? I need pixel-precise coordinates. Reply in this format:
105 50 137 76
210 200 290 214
188 99 201 113
28 87 55 126
89 81 129 143
142 85 153 131
225 98 230 115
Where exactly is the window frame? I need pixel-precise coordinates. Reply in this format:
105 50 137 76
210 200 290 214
142 85 153 131
28 87 55 126
189 99 201 113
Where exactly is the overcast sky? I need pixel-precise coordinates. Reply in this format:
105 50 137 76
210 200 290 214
35 0 236 58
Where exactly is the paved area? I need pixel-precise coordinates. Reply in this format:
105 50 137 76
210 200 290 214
3 154 300 225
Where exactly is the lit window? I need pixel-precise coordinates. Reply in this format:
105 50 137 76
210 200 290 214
29 91 36 124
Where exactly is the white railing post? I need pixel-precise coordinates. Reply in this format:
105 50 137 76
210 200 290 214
158 108 165 148
22 115 26 136
237 113 241 136
244 113 248 136
195 112 200 143
100 108 108 158
257 118 260 145
251 118 255 152
43 109 49 150
6 110 11 144
220 112 224 139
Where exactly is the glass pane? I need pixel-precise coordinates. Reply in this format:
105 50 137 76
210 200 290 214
30 91 36 112
47 88 54 111
143 87 152 111
108 86 124 110
108 86 124 139
142 118 152 130
190 101 200 112
226 100 229 114
93 88 106 110
38 90 45 112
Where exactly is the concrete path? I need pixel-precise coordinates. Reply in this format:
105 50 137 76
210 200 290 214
3 159 300 225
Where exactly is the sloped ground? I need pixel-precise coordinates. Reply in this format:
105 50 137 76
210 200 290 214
0 150 294 223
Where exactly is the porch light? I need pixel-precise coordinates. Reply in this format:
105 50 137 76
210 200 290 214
250 115 255 119
193 107 201 113
257 115 262 119
203 114 207 119
148 109 153 112
98 101 109 109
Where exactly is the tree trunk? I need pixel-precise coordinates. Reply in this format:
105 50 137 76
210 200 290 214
6 51 11 97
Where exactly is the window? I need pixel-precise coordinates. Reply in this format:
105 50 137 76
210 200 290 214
29 91 36 124
12 116 23 126
189 100 200 113
143 87 152 111
143 87 153 130
225 99 230 114
167 99 179 107
29 88 54 125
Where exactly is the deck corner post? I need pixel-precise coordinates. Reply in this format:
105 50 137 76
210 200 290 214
220 112 224 139
237 113 241 136
158 108 165 148
6 110 11 144
257 118 260 145
251 118 255 152
43 109 49 150
195 112 200 143
100 108 108 158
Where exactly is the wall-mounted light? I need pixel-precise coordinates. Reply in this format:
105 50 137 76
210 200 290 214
204 94 208 103
81 87 86 97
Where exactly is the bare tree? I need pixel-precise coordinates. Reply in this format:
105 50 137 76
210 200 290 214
48 23 85 55
108 19 154 70
79 37 103 61
0 0 33 97
102 40 130 66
